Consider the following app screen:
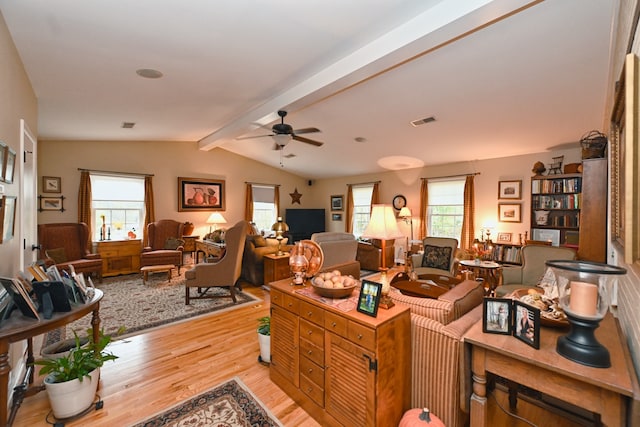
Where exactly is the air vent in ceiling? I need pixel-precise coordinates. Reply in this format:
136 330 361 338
122 122 136 129
410 116 436 127
284 154 296 158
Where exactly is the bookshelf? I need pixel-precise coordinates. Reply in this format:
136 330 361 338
490 243 522 265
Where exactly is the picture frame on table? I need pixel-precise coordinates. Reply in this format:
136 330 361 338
496 232 512 243
0 196 16 243
498 180 522 199
356 279 382 317
498 203 522 223
330 195 344 211
178 177 225 212
38 195 65 212
482 298 512 335
514 300 540 349
42 176 62 193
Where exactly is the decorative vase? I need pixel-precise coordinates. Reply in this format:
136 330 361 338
44 368 100 419
183 222 194 236
474 257 481 265
289 242 309 285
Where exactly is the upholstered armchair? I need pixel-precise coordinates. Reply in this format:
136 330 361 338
411 237 459 277
311 232 361 278
38 222 103 282
241 233 292 286
389 279 485 427
140 219 185 273
356 238 394 271
496 244 577 297
184 221 247 304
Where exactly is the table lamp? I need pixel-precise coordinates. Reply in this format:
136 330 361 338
271 216 289 256
546 260 626 368
206 212 227 233
398 207 413 243
361 204 404 308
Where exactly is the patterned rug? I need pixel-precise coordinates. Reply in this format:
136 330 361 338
44 269 260 346
131 377 283 427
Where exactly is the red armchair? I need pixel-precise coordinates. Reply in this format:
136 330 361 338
140 219 185 273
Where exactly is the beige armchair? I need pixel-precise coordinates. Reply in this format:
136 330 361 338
496 244 577 297
184 221 247 304
389 279 484 427
411 237 459 277
38 222 103 282
356 238 394 271
140 219 185 273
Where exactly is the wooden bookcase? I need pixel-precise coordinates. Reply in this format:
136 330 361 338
490 243 522 265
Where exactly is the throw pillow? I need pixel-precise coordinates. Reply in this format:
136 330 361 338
421 245 452 271
253 236 267 247
538 267 558 298
164 237 184 250
45 247 67 264
266 237 288 246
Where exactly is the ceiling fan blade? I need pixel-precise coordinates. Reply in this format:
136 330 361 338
235 133 274 140
293 127 320 135
293 135 323 147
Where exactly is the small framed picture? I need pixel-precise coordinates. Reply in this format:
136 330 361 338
496 232 512 243
498 180 522 199
498 203 522 223
356 279 382 317
332 213 342 221
331 195 344 211
0 196 16 243
42 176 62 193
514 300 541 349
482 298 513 335
2 147 16 184
38 195 66 212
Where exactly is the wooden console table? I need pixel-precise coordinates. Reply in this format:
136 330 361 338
464 313 635 426
95 239 141 277
263 253 290 284
195 240 225 263
0 290 103 426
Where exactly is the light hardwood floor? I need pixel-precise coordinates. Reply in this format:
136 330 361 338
13 285 321 427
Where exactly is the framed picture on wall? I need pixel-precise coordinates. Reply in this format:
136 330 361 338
331 195 344 211
2 147 15 184
42 176 62 193
38 196 65 212
498 203 522 223
498 180 522 199
178 177 225 212
0 196 16 243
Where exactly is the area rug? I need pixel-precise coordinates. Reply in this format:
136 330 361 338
131 376 283 427
43 270 261 346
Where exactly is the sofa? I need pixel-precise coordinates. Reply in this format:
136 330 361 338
496 244 577 297
410 237 459 277
241 232 292 285
389 278 484 427
356 238 394 271
310 232 360 278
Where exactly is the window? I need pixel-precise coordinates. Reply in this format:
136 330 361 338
427 178 465 239
252 185 277 234
352 185 374 238
91 174 145 241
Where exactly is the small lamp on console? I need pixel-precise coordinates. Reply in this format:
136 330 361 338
361 204 404 308
206 212 227 233
271 216 289 256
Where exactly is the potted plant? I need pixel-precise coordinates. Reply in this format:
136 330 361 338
257 316 270 363
34 328 120 419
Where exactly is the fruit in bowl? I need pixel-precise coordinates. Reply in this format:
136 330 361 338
311 270 359 298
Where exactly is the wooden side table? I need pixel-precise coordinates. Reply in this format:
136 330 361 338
95 239 141 277
458 260 502 295
181 235 199 263
263 253 291 285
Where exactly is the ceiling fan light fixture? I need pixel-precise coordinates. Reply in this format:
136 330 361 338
273 133 292 147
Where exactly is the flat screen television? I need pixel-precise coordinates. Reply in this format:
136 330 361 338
285 209 325 242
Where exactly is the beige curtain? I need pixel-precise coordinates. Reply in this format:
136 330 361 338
345 185 354 233
245 183 253 222
460 175 475 250
274 185 280 217
78 171 92 250
143 176 155 247
419 179 429 239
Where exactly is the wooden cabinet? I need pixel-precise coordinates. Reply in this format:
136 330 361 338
95 239 141 277
263 254 290 284
578 158 607 262
270 279 411 427
530 173 581 246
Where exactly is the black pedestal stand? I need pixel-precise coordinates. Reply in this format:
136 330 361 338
556 312 610 368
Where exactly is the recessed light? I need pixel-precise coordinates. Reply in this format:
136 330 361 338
136 69 163 79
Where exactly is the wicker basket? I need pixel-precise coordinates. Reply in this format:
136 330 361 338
580 130 607 159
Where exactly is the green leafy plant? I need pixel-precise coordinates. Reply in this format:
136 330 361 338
257 316 270 336
34 327 123 383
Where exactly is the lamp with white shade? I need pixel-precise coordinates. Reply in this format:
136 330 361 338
206 212 227 233
361 204 404 308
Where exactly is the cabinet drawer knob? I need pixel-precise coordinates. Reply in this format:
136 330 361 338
307 330 313 335
357 334 363 340
307 311 313 317
308 368 313 373
331 322 337 327
308 350 313 355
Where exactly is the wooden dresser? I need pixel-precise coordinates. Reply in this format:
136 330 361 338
95 239 141 277
270 279 411 427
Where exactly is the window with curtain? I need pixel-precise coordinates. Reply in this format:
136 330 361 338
252 185 277 234
352 184 374 238
91 174 145 241
427 178 465 239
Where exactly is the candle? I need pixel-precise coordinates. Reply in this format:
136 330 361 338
568 281 598 317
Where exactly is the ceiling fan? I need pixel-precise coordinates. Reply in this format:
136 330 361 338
237 110 323 150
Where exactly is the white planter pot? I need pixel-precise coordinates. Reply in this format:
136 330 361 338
258 333 271 363
44 368 100 419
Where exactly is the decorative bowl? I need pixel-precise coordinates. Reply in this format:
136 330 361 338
310 282 358 299
511 288 569 328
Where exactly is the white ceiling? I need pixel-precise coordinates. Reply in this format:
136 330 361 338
0 0 616 178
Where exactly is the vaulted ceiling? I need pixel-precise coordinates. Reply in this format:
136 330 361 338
0 0 615 178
